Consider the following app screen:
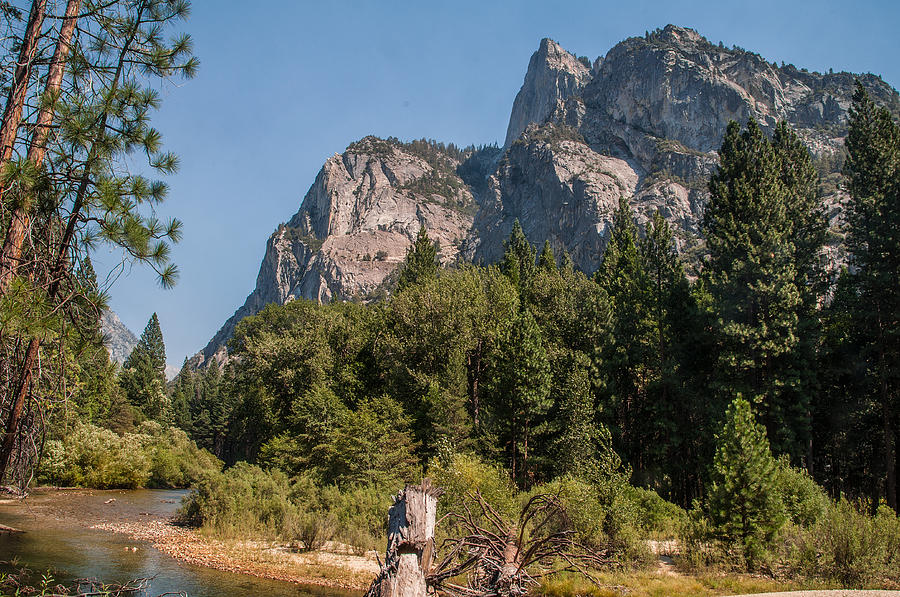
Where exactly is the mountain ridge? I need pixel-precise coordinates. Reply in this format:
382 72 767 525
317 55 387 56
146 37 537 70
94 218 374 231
191 24 899 367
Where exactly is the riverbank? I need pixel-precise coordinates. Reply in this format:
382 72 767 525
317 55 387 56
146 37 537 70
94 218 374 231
92 519 378 589
0 488 377 591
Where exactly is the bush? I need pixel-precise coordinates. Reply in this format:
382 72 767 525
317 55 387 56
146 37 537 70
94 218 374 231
626 486 688 540
179 466 392 552
178 462 298 538
780 499 900 586
37 422 221 489
773 457 828 527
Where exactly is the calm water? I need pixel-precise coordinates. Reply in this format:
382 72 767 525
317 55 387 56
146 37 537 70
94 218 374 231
0 489 358 597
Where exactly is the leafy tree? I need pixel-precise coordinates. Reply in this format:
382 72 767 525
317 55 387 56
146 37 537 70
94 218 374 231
326 394 419 488
397 225 438 291
708 397 785 568
384 267 518 457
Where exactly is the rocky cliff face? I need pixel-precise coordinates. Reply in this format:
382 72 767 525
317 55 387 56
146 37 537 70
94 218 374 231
504 38 592 148
100 310 138 365
196 137 477 365
472 25 898 269
196 25 899 365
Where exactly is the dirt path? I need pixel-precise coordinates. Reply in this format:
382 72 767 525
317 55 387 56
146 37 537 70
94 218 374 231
729 589 900 597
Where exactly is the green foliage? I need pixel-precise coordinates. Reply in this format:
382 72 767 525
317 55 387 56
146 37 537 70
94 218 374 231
119 313 169 421
397 226 438 291
703 119 824 459
774 457 829 527
179 463 392 550
383 266 518 457
177 462 297 538
428 450 518 522
707 397 785 568
781 500 900 586
499 219 536 290
484 307 551 484
326 394 420 488
626 486 688 539
839 82 900 509
38 422 220 489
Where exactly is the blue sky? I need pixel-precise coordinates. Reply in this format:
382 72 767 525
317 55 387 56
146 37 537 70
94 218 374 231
93 0 900 370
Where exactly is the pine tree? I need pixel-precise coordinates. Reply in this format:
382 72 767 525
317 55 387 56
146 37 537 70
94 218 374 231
499 219 536 290
708 397 785 568
595 197 655 477
0 0 196 483
703 119 816 459
551 352 598 477
485 307 551 486
170 359 195 432
124 313 166 376
841 82 900 509
120 313 168 420
397 225 438 291
537 240 556 272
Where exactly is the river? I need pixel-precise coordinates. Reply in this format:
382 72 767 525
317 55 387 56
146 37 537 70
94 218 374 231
0 489 359 597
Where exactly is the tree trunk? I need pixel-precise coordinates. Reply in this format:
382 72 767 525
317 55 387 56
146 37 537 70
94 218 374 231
0 337 39 484
366 480 442 597
0 0 81 293
883 395 897 510
0 0 47 165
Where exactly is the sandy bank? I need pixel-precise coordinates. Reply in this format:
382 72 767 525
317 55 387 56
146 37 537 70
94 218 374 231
92 519 379 590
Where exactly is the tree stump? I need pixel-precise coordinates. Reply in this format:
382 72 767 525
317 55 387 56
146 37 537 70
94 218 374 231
366 479 443 597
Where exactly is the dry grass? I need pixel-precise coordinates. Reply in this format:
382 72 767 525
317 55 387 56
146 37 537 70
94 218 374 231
538 570 834 597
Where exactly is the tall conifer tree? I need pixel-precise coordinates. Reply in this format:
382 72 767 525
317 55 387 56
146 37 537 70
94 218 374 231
703 119 822 460
842 83 900 508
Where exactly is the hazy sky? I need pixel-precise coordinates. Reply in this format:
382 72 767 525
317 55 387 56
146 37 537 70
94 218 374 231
92 0 900 370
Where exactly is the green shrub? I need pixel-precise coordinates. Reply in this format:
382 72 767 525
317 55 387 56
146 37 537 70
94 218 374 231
179 466 392 551
626 486 688 539
780 499 900 586
773 457 828 527
292 510 336 551
529 475 607 548
178 462 298 538
428 451 518 520
37 422 220 489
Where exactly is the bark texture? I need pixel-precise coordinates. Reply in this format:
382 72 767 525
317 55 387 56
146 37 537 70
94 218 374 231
367 479 443 597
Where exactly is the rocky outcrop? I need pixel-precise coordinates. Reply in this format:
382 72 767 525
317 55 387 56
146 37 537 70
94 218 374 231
100 310 138 365
504 38 592 148
474 25 898 270
195 138 476 365
195 25 899 365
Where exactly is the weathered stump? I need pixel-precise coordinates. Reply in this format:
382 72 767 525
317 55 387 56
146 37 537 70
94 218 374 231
366 479 443 597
